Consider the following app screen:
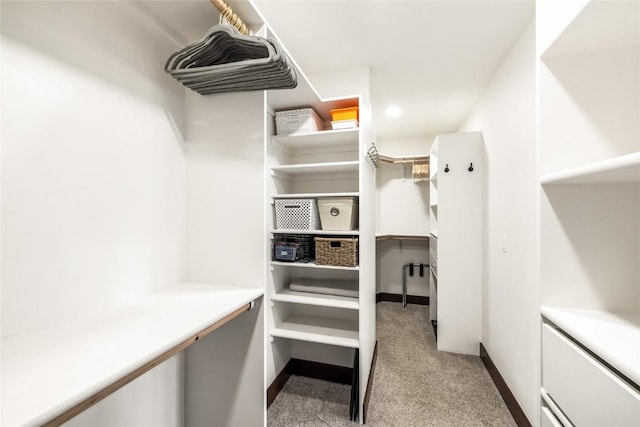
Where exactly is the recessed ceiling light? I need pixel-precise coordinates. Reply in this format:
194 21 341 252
385 106 402 118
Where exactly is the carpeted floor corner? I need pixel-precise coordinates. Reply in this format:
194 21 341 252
267 302 517 426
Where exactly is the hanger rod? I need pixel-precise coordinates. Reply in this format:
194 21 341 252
210 0 250 35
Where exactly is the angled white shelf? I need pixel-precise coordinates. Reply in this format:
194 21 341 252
271 128 359 150
1 283 264 427
270 314 359 348
378 152 429 164
271 289 359 310
540 152 640 184
270 261 359 271
541 306 640 387
271 161 359 176
542 1 640 59
272 229 359 236
271 192 359 199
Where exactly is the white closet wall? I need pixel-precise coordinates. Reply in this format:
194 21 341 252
1 1 187 423
185 90 265 287
1 0 187 338
183 87 266 427
459 20 538 425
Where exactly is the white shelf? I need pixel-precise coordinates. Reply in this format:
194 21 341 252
271 314 359 348
271 289 359 310
1 283 264 427
272 229 359 236
378 152 429 164
271 161 359 176
375 233 429 242
271 261 359 271
271 128 359 149
271 192 359 199
542 1 640 59
540 152 640 184
541 306 640 386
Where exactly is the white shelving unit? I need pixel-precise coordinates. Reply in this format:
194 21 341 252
265 69 375 422
538 0 640 424
428 132 483 355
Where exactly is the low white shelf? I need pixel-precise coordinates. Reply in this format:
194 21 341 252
541 306 640 386
271 314 359 348
271 289 359 310
540 152 640 184
270 261 359 271
1 283 264 426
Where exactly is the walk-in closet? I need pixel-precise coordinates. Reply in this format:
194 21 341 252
2 0 639 426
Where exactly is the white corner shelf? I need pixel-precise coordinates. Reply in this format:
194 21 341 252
1 283 264 427
271 192 359 199
271 161 359 176
270 261 359 271
271 128 359 150
272 229 359 236
270 314 359 348
542 1 640 59
541 306 640 386
271 289 359 310
540 152 640 184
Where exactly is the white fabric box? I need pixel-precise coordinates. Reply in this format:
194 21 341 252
317 197 359 231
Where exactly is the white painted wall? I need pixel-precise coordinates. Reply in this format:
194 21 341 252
184 90 265 288
375 136 432 297
458 20 539 426
1 1 187 423
183 88 266 426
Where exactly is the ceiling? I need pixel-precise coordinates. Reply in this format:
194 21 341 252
141 0 534 139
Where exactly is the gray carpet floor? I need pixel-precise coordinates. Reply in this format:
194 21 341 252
267 302 517 426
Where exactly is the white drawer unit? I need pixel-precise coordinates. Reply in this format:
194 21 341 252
542 324 640 426
541 407 564 427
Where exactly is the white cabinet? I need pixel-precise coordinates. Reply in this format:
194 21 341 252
428 132 483 355
265 75 376 421
541 323 640 426
538 0 640 423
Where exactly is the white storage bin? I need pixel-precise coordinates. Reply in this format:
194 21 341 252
275 108 324 135
317 197 359 231
274 199 320 230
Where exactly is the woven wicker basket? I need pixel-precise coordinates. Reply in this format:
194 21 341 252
314 237 358 267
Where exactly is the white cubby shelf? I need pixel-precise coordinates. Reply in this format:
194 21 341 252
270 261 359 271
271 161 360 176
271 192 359 199
270 314 359 348
271 128 359 150
271 289 359 310
272 229 359 236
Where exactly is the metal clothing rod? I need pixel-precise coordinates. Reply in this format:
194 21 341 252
210 0 250 35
